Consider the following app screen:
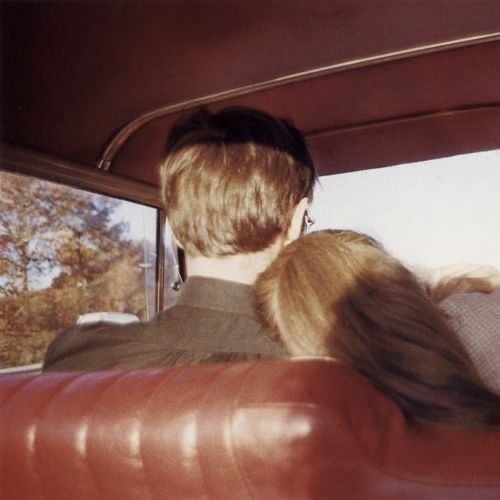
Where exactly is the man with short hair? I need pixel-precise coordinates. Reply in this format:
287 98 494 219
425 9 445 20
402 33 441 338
44 107 316 370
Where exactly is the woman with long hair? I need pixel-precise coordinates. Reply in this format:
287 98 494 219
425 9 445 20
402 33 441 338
254 229 500 427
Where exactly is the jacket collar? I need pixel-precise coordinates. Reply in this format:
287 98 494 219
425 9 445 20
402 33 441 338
174 276 255 316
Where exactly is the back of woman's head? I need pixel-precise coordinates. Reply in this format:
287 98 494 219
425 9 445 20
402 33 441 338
254 230 500 427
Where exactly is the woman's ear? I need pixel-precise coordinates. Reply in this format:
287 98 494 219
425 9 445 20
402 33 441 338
285 197 309 245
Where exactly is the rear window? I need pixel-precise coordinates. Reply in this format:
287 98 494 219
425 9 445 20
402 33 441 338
310 149 500 270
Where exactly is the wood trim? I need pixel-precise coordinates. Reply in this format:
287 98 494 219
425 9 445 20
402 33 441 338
305 105 500 140
1 144 163 208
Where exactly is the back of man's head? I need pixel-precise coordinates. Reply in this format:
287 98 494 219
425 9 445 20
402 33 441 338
160 107 316 257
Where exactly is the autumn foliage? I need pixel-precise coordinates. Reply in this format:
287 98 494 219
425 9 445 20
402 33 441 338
0 171 156 368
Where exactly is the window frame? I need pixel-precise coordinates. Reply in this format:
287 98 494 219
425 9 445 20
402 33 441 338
1 144 171 314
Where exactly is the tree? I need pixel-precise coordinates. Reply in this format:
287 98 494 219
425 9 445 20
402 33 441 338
0 170 158 367
0 171 134 330
0 171 130 297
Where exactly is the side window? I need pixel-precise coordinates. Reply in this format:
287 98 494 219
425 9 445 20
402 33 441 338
310 149 500 270
0 170 173 369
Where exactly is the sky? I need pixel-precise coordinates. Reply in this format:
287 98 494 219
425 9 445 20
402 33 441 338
310 149 500 270
115 199 157 242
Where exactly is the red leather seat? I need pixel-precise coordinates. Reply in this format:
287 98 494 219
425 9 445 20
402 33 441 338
1 359 499 499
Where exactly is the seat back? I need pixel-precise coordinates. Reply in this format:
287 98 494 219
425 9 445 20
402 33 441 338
1 359 499 499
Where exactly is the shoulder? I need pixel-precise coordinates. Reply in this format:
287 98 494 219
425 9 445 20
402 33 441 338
440 291 500 393
43 313 175 371
440 290 500 322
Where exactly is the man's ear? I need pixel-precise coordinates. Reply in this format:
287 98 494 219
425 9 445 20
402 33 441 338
173 235 184 250
285 197 309 245
164 215 183 249
169 230 183 250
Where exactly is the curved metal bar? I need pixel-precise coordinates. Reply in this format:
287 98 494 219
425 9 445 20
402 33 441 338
98 32 500 171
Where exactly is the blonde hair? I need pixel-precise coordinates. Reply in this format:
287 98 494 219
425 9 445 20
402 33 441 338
160 107 316 257
254 230 500 427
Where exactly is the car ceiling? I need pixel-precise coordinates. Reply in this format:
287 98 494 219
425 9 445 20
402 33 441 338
2 1 500 185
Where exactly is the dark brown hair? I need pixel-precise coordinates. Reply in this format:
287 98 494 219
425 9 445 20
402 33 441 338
160 107 316 257
254 230 500 427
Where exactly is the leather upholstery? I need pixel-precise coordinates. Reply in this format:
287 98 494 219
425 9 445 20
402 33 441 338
1 359 499 499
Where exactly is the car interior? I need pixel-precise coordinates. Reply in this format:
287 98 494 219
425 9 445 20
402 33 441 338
1 2 500 498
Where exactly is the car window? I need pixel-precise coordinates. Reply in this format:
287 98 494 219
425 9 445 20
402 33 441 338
311 149 500 270
0 170 172 369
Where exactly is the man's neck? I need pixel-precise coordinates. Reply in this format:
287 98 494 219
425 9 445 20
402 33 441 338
185 243 282 285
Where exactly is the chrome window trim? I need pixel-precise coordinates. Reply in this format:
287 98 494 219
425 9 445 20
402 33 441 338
156 213 166 312
0 363 42 375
